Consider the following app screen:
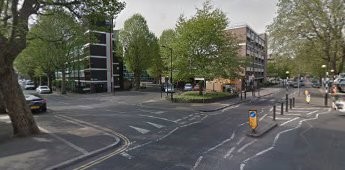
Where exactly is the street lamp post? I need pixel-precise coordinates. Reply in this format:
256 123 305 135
161 45 173 102
321 65 328 106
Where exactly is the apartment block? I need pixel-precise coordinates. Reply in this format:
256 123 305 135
228 25 268 84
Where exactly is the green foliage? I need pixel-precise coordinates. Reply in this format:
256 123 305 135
119 14 156 88
267 0 345 76
164 1 241 81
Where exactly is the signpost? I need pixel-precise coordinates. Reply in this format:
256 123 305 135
248 110 258 133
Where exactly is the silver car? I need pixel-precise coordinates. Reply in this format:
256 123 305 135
36 86 51 94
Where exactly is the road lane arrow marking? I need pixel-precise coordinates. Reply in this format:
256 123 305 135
146 122 165 129
129 126 150 134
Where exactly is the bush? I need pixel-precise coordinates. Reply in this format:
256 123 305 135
173 91 238 103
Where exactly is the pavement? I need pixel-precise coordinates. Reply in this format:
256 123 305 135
0 87 282 170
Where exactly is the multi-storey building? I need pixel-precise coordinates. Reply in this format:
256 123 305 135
228 25 268 84
65 19 124 93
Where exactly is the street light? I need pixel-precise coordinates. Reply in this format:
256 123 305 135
161 45 173 102
321 65 328 106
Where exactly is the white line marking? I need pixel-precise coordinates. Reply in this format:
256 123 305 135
269 116 292 120
284 113 302 116
39 126 88 155
236 137 245 145
287 110 309 113
240 110 330 170
238 122 248 127
146 122 165 129
224 147 236 159
259 114 267 121
280 117 299 126
127 141 153 151
138 114 177 123
306 110 318 116
120 152 133 160
157 127 179 141
237 139 257 153
206 131 236 153
269 108 273 112
129 126 150 134
192 156 203 170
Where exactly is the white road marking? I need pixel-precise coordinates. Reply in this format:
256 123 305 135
221 105 239 112
270 99 275 102
224 147 236 159
284 113 302 116
120 152 133 160
129 126 150 134
39 126 88 155
146 122 165 129
157 127 179 141
155 111 165 114
238 122 248 127
139 114 177 123
205 131 235 153
240 110 330 170
306 110 318 116
269 108 273 112
237 139 257 153
280 117 299 126
269 116 292 120
287 110 309 113
192 156 203 170
259 114 267 121
236 137 245 145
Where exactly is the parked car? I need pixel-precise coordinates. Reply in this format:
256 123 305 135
161 84 175 93
184 83 193 91
299 80 305 86
24 82 35 90
25 94 47 113
193 84 200 91
36 86 51 94
312 81 321 88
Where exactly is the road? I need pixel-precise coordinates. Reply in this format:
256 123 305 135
14 87 345 170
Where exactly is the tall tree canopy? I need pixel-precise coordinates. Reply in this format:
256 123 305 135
267 0 345 76
166 1 241 82
0 0 125 137
119 14 156 89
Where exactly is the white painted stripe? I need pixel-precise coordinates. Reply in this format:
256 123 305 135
259 114 267 121
129 126 150 134
306 110 318 116
146 122 165 129
280 117 299 126
255 146 274 156
238 122 248 127
268 117 292 120
288 110 309 113
269 108 273 112
39 126 88 155
284 113 301 116
192 156 203 170
206 131 236 153
237 139 257 153
157 127 179 141
224 147 236 159
139 114 177 123
120 152 133 159
236 137 246 145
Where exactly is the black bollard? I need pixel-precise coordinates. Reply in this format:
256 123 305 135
290 98 293 109
244 91 246 99
293 97 295 107
273 105 276 121
281 102 284 115
286 99 288 112
240 91 243 100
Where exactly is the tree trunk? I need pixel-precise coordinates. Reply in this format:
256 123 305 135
339 44 345 74
47 73 52 93
0 68 40 137
61 68 66 94
134 72 141 90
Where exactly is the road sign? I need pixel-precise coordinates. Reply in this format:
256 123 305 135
248 110 258 130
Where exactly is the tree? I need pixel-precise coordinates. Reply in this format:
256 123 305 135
267 0 345 76
147 34 163 84
159 29 176 80
169 1 241 93
0 0 125 137
119 14 155 89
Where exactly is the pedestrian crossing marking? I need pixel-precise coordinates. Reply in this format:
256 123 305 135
129 126 150 134
146 122 165 129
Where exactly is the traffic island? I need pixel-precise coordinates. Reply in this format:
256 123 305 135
247 120 278 137
171 91 238 103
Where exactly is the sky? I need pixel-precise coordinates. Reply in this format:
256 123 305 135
115 0 279 37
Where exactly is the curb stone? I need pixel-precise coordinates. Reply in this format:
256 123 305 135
247 121 278 137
